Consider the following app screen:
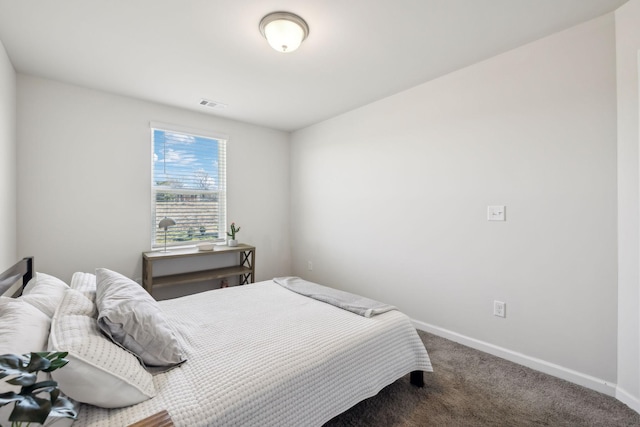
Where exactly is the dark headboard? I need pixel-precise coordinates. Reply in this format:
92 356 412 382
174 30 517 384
0 257 34 297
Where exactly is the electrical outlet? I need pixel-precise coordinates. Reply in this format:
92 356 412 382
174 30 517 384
308 261 313 271
494 300 506 318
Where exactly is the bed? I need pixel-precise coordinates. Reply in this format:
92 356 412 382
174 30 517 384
0 257 432 426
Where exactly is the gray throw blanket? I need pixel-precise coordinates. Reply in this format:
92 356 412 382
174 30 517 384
273 276 396 318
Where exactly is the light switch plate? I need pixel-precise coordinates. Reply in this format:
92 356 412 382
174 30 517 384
488 205 506 221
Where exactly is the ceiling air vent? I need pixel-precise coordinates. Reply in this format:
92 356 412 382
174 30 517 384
199 99 227 110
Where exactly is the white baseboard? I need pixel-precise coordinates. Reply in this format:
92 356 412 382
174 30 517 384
412 319 617 397
616 386 640 414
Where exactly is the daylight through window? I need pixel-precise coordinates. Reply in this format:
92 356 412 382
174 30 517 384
151 124 227 248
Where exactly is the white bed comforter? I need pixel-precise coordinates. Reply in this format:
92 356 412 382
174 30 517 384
75 281 432 427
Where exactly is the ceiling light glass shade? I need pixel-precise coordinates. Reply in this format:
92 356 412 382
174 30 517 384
260 12 309 53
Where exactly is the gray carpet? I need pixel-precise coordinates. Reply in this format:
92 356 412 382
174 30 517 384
325 331 640 426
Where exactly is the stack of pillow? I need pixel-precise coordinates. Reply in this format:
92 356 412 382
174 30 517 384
0 273 73 425
0 268 186 409
0 272 68 356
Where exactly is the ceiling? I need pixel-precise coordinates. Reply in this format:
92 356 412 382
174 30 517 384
0 0 629 132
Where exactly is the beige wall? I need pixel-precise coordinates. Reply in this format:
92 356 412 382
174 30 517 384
0 39 16 271
16 75 291 284
615 0 640 413
291 14 618 392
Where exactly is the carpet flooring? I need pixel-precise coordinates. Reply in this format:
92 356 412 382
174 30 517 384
324 331 640 426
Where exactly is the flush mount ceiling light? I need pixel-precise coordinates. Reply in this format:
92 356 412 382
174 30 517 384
259 11 309 53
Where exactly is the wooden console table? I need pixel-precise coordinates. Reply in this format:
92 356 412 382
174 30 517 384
142 244 255 294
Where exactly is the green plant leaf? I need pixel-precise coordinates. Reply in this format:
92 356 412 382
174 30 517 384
34 352 69 373
0 352 77 424
25 353 51 373
21 380 58 397
48 395 78 420
0 354 26 375
0 354 25 370
0 354 37 387
4 373 37 387
50 388 60 403
9 394 51 424
0 391 22 407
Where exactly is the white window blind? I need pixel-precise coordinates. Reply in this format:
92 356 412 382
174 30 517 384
151 124 227 248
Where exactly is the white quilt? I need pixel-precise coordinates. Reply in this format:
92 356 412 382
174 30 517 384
74 281 432 427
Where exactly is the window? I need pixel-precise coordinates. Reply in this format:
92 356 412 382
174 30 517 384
151 123 227 248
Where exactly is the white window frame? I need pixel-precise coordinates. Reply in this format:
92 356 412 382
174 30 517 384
150 122 227 249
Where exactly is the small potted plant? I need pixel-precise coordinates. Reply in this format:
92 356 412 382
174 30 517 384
227 222 241 247
0 352 77 426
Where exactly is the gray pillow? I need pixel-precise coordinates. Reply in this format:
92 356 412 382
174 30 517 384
95 268 185 370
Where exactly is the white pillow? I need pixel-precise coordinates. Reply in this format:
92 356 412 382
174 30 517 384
22 272 69 318
0 296 77 427
0 297 51 397
0 297 50 355
49 288 156 408
70 271 96 302
96 268 185 369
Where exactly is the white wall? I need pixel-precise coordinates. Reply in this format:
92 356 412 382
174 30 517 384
17 75 291 284
291 14 618 391
0 40 16 271
615 0 640 412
